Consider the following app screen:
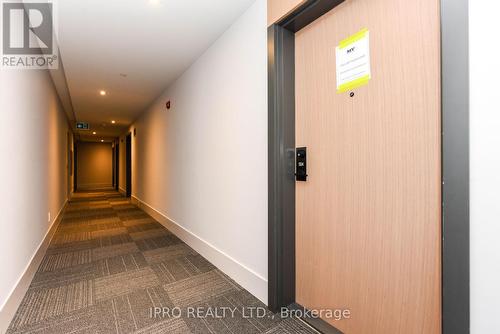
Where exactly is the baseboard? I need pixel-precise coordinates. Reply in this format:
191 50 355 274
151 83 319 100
118 187 126 196
132 196 268 305
0 200 67 334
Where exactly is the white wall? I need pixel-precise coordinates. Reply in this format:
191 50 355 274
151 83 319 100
0 68 70 331
470 1 500 333
129 0 268 302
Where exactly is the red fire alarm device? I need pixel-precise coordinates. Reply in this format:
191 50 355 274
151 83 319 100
166 101 171 109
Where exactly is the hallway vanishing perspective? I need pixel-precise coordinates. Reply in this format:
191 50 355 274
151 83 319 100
7 191 314 334
3 0 496 332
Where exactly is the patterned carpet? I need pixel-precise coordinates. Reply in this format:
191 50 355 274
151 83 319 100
6 191 316 334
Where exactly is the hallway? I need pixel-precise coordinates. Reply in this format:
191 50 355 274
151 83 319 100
6 192 314 334
1 0 488 332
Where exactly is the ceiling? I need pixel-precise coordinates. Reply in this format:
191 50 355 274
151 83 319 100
56 0 255 141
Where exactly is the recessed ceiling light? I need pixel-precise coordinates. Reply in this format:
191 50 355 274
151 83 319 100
92 131 96 135
99 90 106 96
111 120 116 124
149 0 161 5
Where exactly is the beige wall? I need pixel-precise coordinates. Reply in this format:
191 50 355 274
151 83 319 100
0 68 70 331
76 142 113 190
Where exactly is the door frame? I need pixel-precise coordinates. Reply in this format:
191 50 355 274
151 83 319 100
67 131 73 200
74 140 78 191
126 133 132 197
115 141 120 191
267 1 469 333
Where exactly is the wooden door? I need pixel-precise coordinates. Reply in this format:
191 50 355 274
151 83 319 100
295 0 442 333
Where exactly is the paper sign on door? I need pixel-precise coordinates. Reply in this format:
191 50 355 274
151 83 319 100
336 28 371 93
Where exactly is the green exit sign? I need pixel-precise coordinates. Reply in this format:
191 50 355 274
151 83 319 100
76 122 89 130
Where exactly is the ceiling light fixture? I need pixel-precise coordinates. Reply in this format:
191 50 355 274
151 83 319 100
101 139 104 142
99 90 106 96
149 0 161 6
92 131 96 135
111 120 116 124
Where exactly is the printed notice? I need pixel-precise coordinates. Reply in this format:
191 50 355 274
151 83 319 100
336 28 371 93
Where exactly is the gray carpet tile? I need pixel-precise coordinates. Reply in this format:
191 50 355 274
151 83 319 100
122 218 157 227
143 243 197 264
29 262 104 290
92 242 140 261
46 239 102 255
91 227 129 239
94 267 160 302
51 231 93 244
6 190 317 334
151 254 215 285
182 290 281 334
97 233 134 247
135 234 182 252
10 280 95 329
38 249 93 272
126 222 164 234
97 252 149 276
7 301 118 334
263 318 319 334
129 228 171 241
163 270 241 308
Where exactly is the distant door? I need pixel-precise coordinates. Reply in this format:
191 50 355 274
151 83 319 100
126 133 132 197
74 141 78 191
67 132 72 199
294 0 442 333
112 145 116 188
115 142 120 191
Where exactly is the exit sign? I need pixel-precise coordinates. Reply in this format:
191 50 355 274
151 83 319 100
76 122 89 130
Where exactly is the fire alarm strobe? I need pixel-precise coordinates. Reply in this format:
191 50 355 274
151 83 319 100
166 101 171 109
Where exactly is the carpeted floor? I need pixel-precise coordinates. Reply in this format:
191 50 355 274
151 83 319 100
6 191 316 334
